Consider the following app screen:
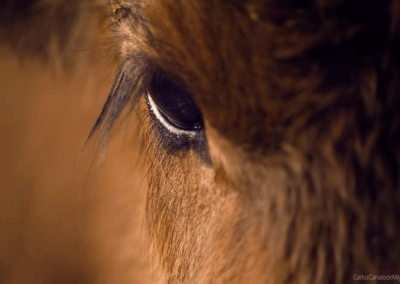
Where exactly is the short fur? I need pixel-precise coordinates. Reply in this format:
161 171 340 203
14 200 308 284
3 0 400 283
97 1 400 283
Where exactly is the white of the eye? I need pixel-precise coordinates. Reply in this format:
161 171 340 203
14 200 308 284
146 90 197 137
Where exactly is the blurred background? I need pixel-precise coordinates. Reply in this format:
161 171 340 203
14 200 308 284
0 2 158 284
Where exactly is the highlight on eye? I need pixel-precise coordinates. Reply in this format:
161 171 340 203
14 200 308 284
146 71 204 134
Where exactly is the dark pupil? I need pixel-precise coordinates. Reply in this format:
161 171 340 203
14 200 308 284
149 73 203 131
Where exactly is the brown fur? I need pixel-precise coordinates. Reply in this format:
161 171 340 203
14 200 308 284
0 0 108 60
1 0 400 283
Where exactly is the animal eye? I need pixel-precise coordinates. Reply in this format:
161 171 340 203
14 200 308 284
146 72 204 132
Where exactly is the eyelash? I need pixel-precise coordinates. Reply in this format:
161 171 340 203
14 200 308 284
89 56 211 163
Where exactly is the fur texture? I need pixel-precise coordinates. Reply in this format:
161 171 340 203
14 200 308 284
100 1 400 283
0 0 107 61
3 0 400 283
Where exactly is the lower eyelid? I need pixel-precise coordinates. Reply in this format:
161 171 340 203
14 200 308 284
144 90 212 164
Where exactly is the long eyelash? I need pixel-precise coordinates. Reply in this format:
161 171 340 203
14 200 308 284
88 55 211 166
88 53 152 145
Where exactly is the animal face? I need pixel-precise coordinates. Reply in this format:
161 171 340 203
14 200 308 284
89 1 400 283
2 0 400 283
